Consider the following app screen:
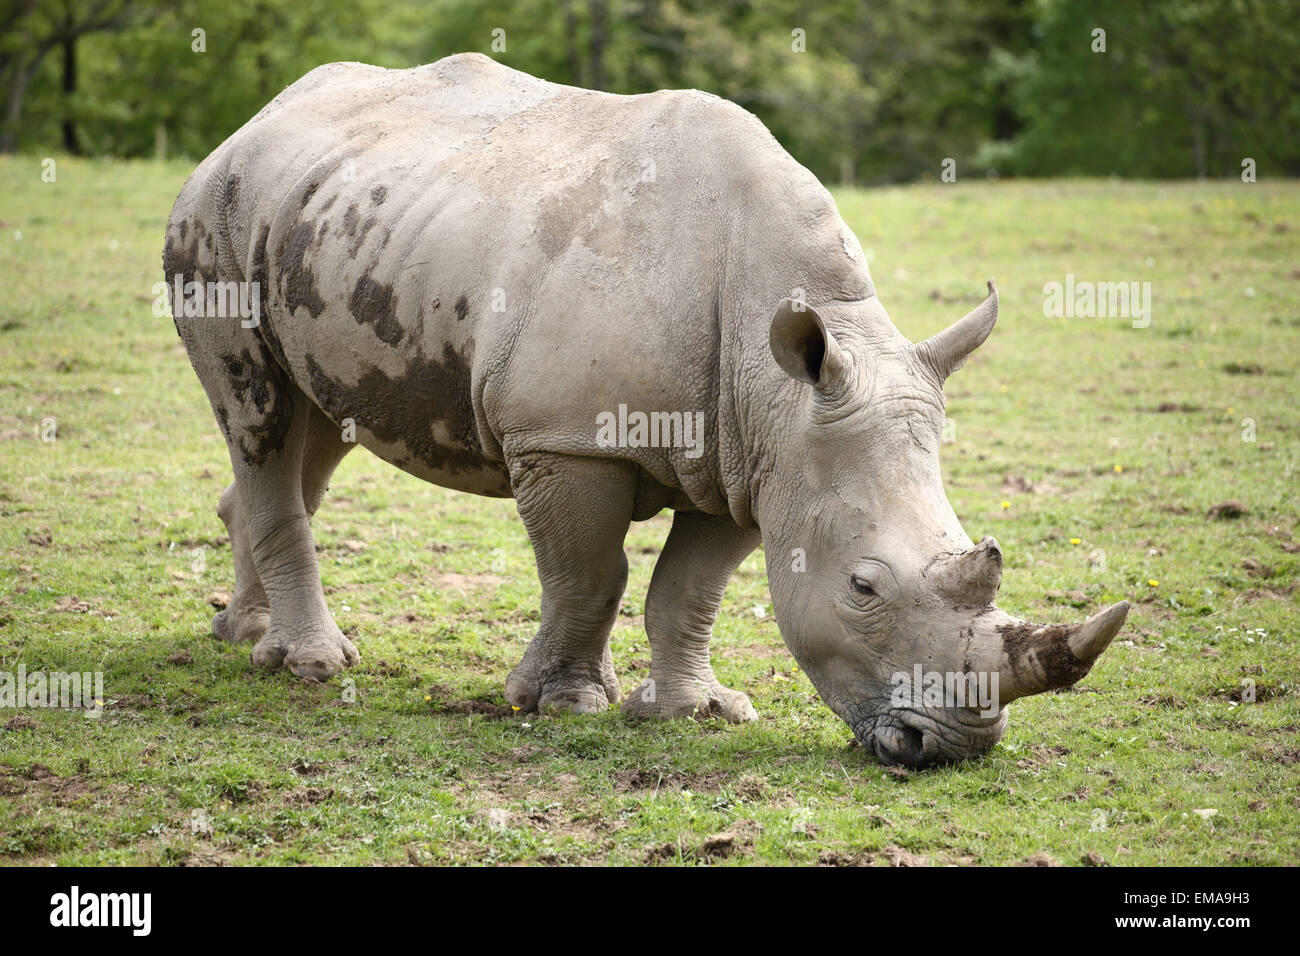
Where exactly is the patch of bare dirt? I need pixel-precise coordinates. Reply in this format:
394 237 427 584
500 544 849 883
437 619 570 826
285 786 335 805
646 819 761 863
1207 500 1246 520
1000 473 1061 496
1018 852 1061 867
614 768 730 793
431 570 504 591
424 685 515 719
879 844 929 867
0 763 97 804
715 641 787 660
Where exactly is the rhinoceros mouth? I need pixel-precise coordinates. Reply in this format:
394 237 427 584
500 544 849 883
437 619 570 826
859 706 1008 768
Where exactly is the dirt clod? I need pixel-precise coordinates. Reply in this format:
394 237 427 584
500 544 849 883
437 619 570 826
1207 500 1246 519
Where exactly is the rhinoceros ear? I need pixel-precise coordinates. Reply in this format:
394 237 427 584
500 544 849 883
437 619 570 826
769 298 848 389
918 280 998 379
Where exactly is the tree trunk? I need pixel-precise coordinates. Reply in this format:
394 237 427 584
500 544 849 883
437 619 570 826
0 46 53 154
62 26 80 155
587 0 607 92
561 0 582 87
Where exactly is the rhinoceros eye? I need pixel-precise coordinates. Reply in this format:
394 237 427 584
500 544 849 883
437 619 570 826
850 575 876 598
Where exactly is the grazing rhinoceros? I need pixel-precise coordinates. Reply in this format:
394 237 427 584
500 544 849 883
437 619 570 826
164 53 1128 766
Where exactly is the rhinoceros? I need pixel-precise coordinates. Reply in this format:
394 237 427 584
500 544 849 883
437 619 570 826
164 53 1128 766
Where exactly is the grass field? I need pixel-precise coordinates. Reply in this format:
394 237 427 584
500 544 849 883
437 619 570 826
1 156 1296 865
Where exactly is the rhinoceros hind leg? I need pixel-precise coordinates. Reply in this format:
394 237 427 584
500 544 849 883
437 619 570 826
211 403 353 645
504 453 634 715
211 481 270 644
195 341 356 679
622 510 760 724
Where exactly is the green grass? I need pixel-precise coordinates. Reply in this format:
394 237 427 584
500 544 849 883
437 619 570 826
0 155 1296 865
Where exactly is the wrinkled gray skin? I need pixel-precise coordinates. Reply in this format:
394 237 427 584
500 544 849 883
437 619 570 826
165 54 1129 766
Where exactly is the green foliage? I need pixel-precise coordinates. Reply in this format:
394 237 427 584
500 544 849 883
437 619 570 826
3 0 1297 180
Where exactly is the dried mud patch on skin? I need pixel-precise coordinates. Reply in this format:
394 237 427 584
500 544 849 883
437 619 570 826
998 620 1094 687
304 342 507 488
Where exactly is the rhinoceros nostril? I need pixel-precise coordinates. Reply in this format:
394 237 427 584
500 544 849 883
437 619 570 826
876 725 926 767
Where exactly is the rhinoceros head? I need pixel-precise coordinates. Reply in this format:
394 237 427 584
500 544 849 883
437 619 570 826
758 280 1128 766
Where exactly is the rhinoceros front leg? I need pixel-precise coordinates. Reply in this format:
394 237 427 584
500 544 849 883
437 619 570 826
211 403 353 645
622 511 761 723
504 452 634 715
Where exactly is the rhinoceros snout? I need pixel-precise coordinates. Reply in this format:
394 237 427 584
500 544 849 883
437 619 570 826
860 707 1008 768
873 724 926 767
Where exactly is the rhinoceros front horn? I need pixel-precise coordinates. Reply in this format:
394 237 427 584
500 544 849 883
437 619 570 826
993 601 1130 703
918 280 998 379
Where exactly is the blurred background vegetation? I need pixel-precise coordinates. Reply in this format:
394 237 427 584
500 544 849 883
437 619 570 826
2 0 1297 183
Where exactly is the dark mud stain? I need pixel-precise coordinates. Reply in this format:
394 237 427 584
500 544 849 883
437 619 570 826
304 343 502 482
178 220 188 242
349 275 403 347
223 175 240 208
278 221 325 318
370 184 387 205
454 295 469 321
162 222 203 338
247 223 288 371
349 216 378 258
219 346 294 465
342 203 359 236
302 180 320 207
998 622 1093 687
318 193 337 213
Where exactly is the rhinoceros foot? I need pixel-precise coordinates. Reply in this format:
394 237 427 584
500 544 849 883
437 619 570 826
211 602 270 644
505 643 621 716
251 621 359 680
621 676 757 724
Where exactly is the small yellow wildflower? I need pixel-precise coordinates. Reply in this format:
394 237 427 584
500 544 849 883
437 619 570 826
1000 501 1010 509
1148 579 1160 587
423 695 432 702
1070 537 1082 545
1113 464 1123 473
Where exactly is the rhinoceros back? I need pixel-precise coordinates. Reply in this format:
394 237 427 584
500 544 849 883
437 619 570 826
167 53 817 508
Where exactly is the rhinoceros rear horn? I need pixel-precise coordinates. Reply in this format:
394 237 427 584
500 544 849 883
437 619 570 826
934 536 1003 606
918 280 998 380
996 600 1130 702
769 298 848 389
